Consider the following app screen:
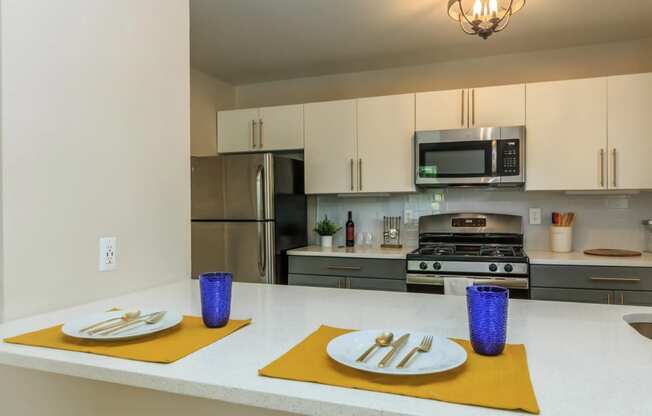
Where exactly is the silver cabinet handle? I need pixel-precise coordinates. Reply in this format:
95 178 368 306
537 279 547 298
350 159 354 191
327 266 362 271
612 148 617 187
471 89 475 126
259 119 263 148
251 120 257 148
591 277 641 283
346 278 351 289
358 159 363 191
599 149 605 187
620 292 625 305
607 293 612 304
461 90 465 126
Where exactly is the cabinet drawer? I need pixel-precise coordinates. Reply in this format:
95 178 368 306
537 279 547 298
616 291 652 307
531 265 652 291
289 256 405 280
531 287 611 304
348 277 406 292
288 274 343 288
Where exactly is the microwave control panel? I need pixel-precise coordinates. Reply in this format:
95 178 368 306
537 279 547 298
498 140 520 176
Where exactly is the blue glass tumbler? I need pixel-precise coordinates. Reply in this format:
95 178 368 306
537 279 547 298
466 285 509 356
199 272 232 328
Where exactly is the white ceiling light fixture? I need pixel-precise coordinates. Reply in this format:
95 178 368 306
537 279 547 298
447 0 526 40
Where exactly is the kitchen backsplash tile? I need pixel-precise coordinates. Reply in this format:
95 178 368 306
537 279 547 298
311 189 652 252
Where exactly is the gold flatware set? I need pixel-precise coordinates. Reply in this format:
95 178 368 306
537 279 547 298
356 332 432 369
81 311 166 336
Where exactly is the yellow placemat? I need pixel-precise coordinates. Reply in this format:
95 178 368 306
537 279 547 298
259 325 539 414
4 317 251 364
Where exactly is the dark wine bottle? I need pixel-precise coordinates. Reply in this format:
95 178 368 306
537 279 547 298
346 211 355 247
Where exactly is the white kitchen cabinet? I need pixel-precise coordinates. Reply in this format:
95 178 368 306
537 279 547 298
218 105 304 153
416 89 466 131
607 73 652 190
217 108 259 153
469 84 525 128
304 99 357 194
526 78 608 191
258 104 304 151
357 94 416 193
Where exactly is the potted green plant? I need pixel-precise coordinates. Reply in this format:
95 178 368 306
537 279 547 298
314 215 342 248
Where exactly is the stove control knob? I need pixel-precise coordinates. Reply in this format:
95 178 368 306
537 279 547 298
419 262 428 270
504 264 513 273
433 262 442 271
489 264 498 272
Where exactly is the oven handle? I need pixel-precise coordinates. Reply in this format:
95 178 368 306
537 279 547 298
406 274 528 289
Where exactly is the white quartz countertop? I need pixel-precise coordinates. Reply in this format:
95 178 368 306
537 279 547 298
529 250 652 267
288 245 416 259
1 280 652 416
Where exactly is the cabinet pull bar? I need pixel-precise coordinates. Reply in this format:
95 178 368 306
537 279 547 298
346 278 351 289
620 293 624 305
259 119 263 148
612 148 617 187
350 159 354 191
590 277 640 283
461 90 465 126
607 293 612 304
251 120 257 148
599 149 605 187
472 89 475 126
327 266 362 271
358 159 363 191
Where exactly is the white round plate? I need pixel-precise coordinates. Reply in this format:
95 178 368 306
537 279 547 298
62 309 183 341
326 330 467 376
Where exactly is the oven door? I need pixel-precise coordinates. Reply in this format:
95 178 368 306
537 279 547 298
415 135 499 186
406 274 529 298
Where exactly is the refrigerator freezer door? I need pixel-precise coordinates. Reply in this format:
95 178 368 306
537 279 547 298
223 154 269 220
191 221 226 278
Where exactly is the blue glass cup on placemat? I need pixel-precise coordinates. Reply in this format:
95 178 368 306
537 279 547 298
199 272 232 328
466 285 509 356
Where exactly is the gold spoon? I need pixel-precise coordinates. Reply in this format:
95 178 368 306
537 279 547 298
356 332 394 362
101 311 167 336
81 310 141 333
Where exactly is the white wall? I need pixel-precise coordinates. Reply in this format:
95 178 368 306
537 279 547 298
0 0 191 320
235 37 652 108
190 68 235 156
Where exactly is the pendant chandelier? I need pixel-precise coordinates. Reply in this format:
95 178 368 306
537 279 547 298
447 0 526 40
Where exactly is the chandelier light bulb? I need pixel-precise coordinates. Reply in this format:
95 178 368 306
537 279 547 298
448 0 526 39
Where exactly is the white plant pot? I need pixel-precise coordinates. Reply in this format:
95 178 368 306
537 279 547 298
320 236 333 248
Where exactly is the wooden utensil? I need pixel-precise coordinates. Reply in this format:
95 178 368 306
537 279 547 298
584 249 642 257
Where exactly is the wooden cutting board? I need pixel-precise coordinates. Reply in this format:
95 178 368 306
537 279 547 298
584 249 642 257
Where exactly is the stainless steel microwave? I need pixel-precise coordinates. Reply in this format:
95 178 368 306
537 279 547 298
415 126 525 187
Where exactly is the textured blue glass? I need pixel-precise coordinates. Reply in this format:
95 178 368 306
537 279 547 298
466 285 509 356
199 272 232 328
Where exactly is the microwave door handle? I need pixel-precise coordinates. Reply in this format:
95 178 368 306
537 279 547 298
491 140 498 176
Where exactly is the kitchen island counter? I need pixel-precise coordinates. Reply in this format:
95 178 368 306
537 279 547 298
1 280 651 416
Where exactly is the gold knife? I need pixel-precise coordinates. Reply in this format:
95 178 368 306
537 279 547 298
378 333 410 368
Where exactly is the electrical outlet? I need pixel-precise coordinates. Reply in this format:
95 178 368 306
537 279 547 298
529 208 542 225
99 237 117 271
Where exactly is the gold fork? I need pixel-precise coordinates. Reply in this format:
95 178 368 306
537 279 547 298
396 336 433 369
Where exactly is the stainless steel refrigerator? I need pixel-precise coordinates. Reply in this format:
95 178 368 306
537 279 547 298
191 154 307 284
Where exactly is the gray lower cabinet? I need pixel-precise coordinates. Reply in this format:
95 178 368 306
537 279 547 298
288 256 406 292
531 264 652 306
531 287 612 304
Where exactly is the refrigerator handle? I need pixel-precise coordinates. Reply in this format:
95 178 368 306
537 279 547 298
256 165 265 220
257 222 266 277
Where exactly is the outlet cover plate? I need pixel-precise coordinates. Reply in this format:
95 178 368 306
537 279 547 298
529 208 542 225
99 237 117 272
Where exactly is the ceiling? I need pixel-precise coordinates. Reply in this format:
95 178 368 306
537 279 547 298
190 0 652 85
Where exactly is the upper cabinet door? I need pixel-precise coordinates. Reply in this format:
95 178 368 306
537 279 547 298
416 89 466 131
470 84 525 128
217 108 259 153
608 73 652 190
526 78 608 191
304 100 357 194
258 104 304 151
357 94 416 193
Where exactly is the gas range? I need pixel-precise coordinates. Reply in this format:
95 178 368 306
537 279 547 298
406 213 530 297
